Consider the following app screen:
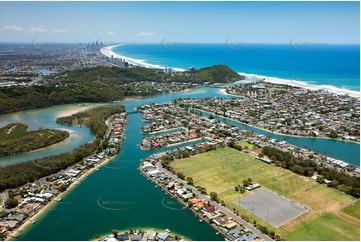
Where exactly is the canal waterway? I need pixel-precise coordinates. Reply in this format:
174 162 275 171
0 87 358 240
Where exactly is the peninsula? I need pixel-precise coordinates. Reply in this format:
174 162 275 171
0 123 69 156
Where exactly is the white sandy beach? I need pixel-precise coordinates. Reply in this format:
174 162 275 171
100 45 359 98
55 103 103 118
237 72 360 98
100 45 185 71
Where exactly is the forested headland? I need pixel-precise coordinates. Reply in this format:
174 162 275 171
0 65 243 115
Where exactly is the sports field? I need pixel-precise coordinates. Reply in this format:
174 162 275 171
170 147 359 240
234 189 308 228
284 212 359 241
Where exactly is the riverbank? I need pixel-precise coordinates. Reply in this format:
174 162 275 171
141 127 185 135
3 111 128 240
138 165 231 241
10 153 119 239
96 227 189 241
14 113 128 238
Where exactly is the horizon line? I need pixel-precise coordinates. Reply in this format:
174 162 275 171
0 41 360 45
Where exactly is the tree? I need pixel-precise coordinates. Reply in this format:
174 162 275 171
188 201 193 208
316 176 324 184
247 178 252 183
5 197 18 209
59 184 68 192
243 179 249 187
210 192 218 202
351 188 360 198
0 210 8 218
235 185 239 191
327 180 339 188
176 172 185 180
186 177 193 185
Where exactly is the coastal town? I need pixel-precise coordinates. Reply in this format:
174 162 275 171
0 1 359 241
0 43 118 87
222 82 360 142
137 102 359 240
137 102 359 175
0 112 128 240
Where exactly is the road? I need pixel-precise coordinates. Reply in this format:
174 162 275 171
156 162 272 241
0 191 9 206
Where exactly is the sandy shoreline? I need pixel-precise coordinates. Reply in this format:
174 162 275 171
100 45 185 72
100 44 360 98
55 103 104 118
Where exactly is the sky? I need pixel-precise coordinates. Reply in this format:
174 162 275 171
0 1 359 44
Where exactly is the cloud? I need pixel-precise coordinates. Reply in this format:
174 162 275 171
106 31 117 35
54 29 67 33
136 32 154 37
0 25 24 32
30 26 47 32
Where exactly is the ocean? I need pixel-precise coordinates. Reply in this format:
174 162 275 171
105 43 360 96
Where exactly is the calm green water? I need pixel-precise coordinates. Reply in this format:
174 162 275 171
17 112 222 241
0 87 358 240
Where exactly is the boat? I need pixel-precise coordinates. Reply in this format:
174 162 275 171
216 232 220 235
199 219 203 222
30 220 36 224
165 229 171 233
56 198 62 202
182 206 186 209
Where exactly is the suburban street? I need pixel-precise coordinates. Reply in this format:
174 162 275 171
156 162 273 241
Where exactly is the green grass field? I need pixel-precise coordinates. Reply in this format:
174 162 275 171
284 212 360 241
170 147 359 240
342 200 360 220
235 141 255 150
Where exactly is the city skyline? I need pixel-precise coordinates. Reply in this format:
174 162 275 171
0 1 359 44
